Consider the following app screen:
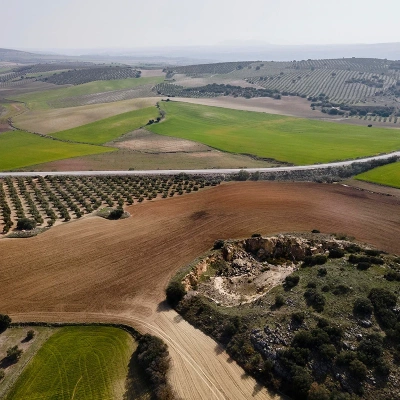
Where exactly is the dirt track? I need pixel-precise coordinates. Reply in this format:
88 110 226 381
2 182 400 399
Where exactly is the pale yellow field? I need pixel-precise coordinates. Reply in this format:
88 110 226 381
13 97 158 134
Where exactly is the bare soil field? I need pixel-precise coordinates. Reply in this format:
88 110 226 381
1 182 400 399
112 128 218 152
139 69 165 78
0 81 63 97
20 148 277 171
13 97 158 134
342 178 400 198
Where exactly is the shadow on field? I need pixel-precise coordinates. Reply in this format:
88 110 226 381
123 348 152 400
0 356 16 369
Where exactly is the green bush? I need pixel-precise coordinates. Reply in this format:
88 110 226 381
317 267 327 276
353 298 373 317
349 359 368 381
304 289 326 312
336 351 357 366
16 218 37 230
357 334 383 366
329 248 345 258
108 208 124 220
6 345 23 363
166 281 186 307
285 275 300 288
303 254 327 266
275 294 285 307
291 312 305 324
369 288 397 310
319 343 337 360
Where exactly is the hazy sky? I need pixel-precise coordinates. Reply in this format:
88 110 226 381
2 0 400 50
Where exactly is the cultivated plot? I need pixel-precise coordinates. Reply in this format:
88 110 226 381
148 102 400 165
0 131 114 171
356 161 400 188
4 326 145 400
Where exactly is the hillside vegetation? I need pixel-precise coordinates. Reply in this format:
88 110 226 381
171 233 400 400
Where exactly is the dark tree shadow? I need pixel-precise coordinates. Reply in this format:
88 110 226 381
157 300 171 313
0 356 16 369
123 349 153 400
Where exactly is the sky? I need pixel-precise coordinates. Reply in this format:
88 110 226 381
2 0 400 51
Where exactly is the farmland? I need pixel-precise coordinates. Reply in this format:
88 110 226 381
4 326 144 400
12 97 158 133
356 161 400 188
9 76 164 110
0 174 220 234
1 182 400 399
148 101 400 165
51 106 159 144
0 131 113 171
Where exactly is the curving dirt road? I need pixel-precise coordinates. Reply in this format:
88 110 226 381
1 182 400 399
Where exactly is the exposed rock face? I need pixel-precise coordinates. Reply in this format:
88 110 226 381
183 234 352 307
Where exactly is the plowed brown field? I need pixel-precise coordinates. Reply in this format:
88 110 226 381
2 182 400 399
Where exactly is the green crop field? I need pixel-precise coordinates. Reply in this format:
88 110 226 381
5 326 148 400
9 76 164 110
52 106 159 145
356 161 400 188
0 131 114 171
147 101 400 165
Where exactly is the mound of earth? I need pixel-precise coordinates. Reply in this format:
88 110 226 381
182 234 352 306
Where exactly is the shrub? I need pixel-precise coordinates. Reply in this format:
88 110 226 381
319 343 337 360
333 284 352 295
357 334 383 366
308 383 330 400
369 288 397 310
321 285 330 292
108 208 124 220
6 345 23 363
213 239 224 250
16 218 37 230
285 275 300 288
353 298 373 317
303 254 327 266
166 281 186 307
311 229 320 233
251 233 262 238
290 365 313 400
291 312 305 324
329 248 345 258
385 270 400 281
307 281 317 288
0 370 4 380
275 294 285 307
304 289 326 312
0 314 11 333
317 267 327 277
336 351 357 366
357 262 371 270
26 330 35 341
375 359 390 377
349 359 368 381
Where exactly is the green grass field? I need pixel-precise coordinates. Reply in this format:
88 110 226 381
147 102 400 165
10 76 163 110
5 326 147 400
0 131 114 170
356 161 400 188
52 106 159 144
